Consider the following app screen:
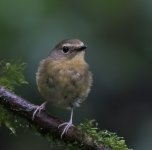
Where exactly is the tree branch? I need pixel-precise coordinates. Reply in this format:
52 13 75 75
0 86 109 150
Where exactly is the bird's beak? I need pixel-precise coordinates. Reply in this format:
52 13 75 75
76 45 87 51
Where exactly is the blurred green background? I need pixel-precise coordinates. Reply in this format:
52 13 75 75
0 0 152 150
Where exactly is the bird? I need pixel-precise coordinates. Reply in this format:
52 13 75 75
33 39 92 138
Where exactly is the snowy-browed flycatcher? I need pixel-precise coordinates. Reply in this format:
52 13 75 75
33 39 92 138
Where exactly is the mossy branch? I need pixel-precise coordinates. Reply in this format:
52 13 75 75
0 60 131 150
0 86 108 150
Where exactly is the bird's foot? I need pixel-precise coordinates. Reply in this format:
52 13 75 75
58 120 74 138
32 102 47 120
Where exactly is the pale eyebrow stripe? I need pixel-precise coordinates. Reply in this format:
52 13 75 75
62 43 72 47
63 42 84 47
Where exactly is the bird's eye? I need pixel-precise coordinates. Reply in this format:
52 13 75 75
62 46 69 54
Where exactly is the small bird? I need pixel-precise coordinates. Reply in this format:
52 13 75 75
33 39 92 138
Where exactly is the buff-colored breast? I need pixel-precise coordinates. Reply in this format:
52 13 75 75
36 54 92 109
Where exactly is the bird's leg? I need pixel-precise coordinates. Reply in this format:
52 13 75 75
32 102 47 120
58 107 74 138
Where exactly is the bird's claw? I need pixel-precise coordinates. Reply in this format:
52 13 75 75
58 121 74 138
32 102 47 120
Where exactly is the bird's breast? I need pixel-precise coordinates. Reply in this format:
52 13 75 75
36 57 92 108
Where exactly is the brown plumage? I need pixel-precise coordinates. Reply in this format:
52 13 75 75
34 39 92 138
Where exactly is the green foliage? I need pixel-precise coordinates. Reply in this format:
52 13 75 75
0 60 28 90
0 106 16 134
78 120 132 150
0 105 31 135
0 60 28 133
